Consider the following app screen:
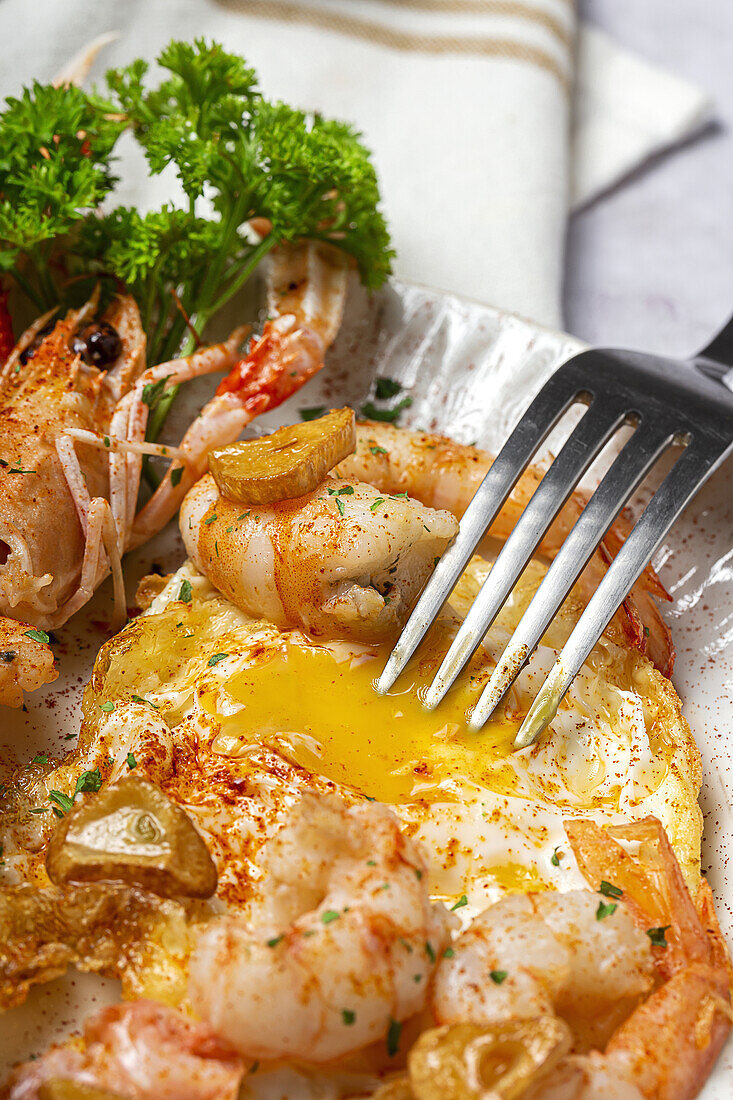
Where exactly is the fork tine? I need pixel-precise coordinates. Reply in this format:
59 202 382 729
468 421 676 733
376 367 585 694
422 397 630 710
511 439 723 749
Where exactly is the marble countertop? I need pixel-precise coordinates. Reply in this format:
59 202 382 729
567 0 733 359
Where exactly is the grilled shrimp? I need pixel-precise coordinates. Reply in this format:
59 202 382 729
337 422 674 676
180 473 457 641
6 999 245 1100
417 816 732 1100
0 240 349 705
189 792 454 1062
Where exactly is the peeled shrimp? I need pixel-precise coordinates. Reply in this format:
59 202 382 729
424 816 731 1100
0 616 56 707
180 472 457 641
7 999 244 1100
188 792 454 1062
336 422 674 675
432 890 655 1040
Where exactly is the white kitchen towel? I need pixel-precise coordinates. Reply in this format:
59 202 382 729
0 0 712 329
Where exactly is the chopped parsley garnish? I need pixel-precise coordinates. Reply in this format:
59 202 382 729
386 1018 402 1057
425 941 436 964
203 513 218 525
48 790 74 814
550 846 562 867
370 497 386 512
74 769 102 796
32 754 48 764
369 445 387 455
24 628 50 644
414 867 423 880
179 578 193 603
300 406 327 422
99 701 115 713
341 1009 356 1026
361 397 413 423
170 466 183 488
596 900 618 921
451 894 468 911
126 752 137 769
646 925 671 948
207 652 229 667
321 909 340 924
443 947 455 959
267 935 284 948
490 970 508 984
367 859 376 866
335 497 345 516
29 806 49 814
131 694 160 709
599 880 623 899
375 377 402 399
142 376 172 410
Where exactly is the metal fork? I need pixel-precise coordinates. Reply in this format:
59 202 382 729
376 320 733 749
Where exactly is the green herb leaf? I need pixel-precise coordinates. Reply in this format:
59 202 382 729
300 406 327 422
203 513 218 525
599 880 623 899
375 377 401 399
361 397 413 424
490 970 508 985
142 375 172 410
341 1009 356 1026
646 925 671 947
126 752 137 769
550 846 562 867
24 628 50 644
48 790 74 814
267 934 284 948
99 701 115 713
335 497 345 517
451 894 468 911
131 694 159 709
425 941 436 964
369 445 387 455
74 769 102 796
443 947 455 959
370 497 386 512
321 910 340 924
32 754 48 764
170 466 183 488
179 578 192 603
207 652 229 667
596 900 618 921
386 1018 402 1058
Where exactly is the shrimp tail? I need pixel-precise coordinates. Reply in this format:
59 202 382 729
565 815 732 989
600 517 675 677
606 963 732 1100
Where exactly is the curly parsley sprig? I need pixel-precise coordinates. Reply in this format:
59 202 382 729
0 38 393 437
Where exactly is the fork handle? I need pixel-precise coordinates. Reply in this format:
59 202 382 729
697 315 733 385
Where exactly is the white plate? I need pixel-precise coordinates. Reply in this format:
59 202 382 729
2 281 731 1097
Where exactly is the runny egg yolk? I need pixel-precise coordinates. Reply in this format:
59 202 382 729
205 622 521 803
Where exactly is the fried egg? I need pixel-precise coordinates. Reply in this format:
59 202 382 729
68 550 701 915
